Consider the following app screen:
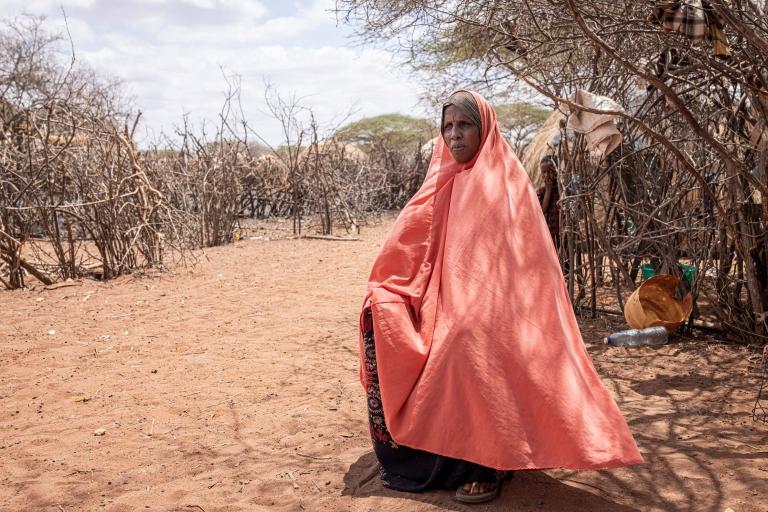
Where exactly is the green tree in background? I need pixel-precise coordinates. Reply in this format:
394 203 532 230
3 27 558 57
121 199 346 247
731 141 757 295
335 114 435 209
495 102 551 154
334 113 436 150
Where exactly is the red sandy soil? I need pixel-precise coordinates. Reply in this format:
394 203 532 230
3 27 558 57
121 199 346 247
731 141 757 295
1 216 767 512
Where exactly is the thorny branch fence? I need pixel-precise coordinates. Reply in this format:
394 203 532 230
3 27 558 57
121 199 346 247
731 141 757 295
0 18 430 290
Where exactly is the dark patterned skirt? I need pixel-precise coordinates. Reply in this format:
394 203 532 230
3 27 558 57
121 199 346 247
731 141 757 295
362 308 504 492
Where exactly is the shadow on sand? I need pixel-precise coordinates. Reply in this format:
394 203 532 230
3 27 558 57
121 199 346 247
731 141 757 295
342 451 640 511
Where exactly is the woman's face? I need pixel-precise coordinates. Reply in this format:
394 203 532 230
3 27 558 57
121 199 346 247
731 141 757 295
442 105 481 164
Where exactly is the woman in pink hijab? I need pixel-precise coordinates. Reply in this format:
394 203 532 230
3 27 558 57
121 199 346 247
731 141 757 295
360 91 643 504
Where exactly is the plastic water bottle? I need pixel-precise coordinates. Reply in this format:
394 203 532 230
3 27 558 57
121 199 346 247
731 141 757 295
603 326 669 347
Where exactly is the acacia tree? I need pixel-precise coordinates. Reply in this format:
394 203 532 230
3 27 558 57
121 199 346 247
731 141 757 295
495 102 550 153
338 0 768 343
334 113 435 209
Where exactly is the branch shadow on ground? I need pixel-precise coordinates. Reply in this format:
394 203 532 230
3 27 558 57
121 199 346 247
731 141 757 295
585 328 767 512
342 451 641 511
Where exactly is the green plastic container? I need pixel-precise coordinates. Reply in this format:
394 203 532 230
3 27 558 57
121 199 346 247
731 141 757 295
679 263 696 285
639 263 696 285
640 263 655 281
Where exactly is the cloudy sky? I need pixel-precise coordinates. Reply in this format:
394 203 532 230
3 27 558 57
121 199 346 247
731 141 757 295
1 0 428 145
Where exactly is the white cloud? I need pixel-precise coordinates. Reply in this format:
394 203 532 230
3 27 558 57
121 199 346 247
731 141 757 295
88 42 426 145
1 0 429 145
152 15 311 45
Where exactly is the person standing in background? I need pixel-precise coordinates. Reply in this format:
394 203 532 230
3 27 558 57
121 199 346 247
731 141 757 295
537 155 560 249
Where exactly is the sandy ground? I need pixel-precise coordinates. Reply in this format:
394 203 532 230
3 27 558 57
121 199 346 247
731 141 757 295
1 216 767 512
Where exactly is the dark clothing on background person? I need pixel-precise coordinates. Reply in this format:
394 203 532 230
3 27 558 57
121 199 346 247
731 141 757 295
537 184 560 249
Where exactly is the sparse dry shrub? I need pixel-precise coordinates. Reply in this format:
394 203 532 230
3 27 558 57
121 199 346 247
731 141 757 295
0 17 184 287
241 153 291 218
149 128 248 248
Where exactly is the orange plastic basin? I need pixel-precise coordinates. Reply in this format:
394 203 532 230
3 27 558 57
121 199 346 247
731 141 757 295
623 275 693 334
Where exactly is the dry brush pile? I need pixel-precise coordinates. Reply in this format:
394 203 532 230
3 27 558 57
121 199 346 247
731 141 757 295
0 18 430 290
0 18 178 287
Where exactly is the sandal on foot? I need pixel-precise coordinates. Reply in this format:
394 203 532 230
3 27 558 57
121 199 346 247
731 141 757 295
454 480 501 504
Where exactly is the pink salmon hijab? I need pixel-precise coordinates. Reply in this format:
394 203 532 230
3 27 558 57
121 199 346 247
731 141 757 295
360 90 643 471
